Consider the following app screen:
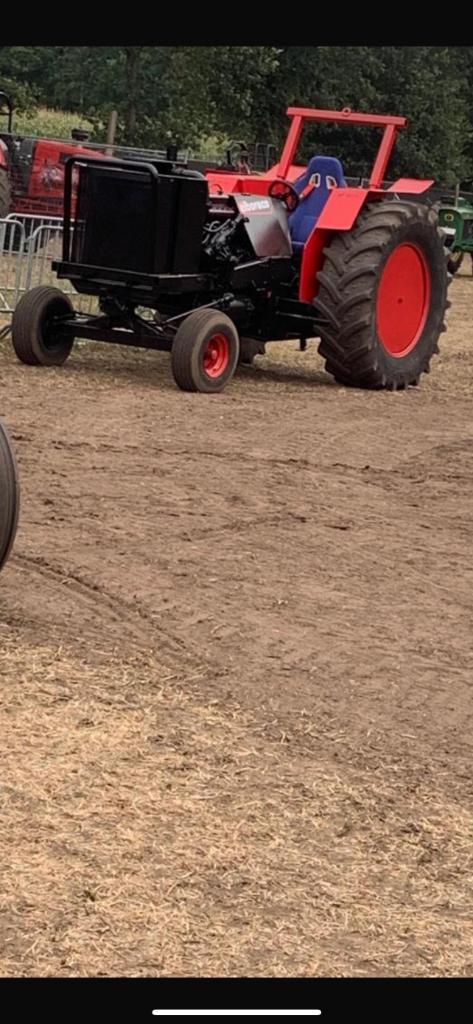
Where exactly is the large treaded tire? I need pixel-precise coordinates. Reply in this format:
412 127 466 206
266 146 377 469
314 200 450 390
0 167 10 219
171 309 239 393
0 420 19 572
11 286 74 367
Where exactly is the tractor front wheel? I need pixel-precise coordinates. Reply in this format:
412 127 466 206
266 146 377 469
11 286 75 366
171 309 240 393
315 200 449 390
0 420 19 572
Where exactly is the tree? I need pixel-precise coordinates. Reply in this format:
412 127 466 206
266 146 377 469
373 47 472 184
0 45 471 182
164 47 279 147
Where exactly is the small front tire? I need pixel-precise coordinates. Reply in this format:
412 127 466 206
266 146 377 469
11 286 75 366
171 309 239 393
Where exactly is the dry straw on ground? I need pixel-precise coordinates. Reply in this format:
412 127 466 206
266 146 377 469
1 271 473 976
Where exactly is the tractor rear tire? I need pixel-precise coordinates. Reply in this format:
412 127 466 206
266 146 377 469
314 200 449 390
171 309 240 393
0 168 10 220
11 286 75 367
447 250 464 276
0 420 19 572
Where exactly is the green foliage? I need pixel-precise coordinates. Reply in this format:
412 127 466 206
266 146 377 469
0 75 36 112
373 47 472 184
13 106 97 141
192 133 232 159
164 46 279 145
0 46 472 184
248 47 473 184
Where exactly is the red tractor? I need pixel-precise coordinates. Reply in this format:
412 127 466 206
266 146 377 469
11 105 449 392
0 91 186 221
0 91 107 219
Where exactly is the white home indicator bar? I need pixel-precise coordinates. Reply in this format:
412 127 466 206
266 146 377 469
152 1012 321 1017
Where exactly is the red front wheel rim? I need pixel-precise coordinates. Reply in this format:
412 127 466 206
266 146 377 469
376 243 431 357
203 333 230 378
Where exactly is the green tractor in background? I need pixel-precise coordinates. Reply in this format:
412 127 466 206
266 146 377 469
437 185 473 276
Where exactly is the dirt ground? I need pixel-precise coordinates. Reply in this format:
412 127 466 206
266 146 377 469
1 270 473 978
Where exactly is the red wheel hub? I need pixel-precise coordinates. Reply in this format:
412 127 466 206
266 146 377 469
376 243 431 357
203 333 230 377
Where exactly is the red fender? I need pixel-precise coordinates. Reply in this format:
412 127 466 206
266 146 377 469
387 178 434 193
299 188 380 302
299 180 435 302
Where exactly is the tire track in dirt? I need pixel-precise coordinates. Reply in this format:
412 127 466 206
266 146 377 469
11 552 203 671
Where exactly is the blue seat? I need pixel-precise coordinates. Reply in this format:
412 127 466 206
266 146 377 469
289 155 347 251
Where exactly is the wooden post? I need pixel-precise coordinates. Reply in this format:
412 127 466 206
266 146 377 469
105 110 118 155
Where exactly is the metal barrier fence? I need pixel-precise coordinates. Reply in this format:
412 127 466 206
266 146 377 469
0 214 96 339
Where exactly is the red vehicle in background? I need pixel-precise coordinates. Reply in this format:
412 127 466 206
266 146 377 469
0 91 189 220
0 91 108 218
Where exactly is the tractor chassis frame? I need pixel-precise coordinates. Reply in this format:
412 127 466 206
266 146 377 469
59 312 175 352
51 245 325 351
56 296 325 352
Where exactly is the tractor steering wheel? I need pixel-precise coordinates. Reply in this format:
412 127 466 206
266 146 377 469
268 178 300 213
